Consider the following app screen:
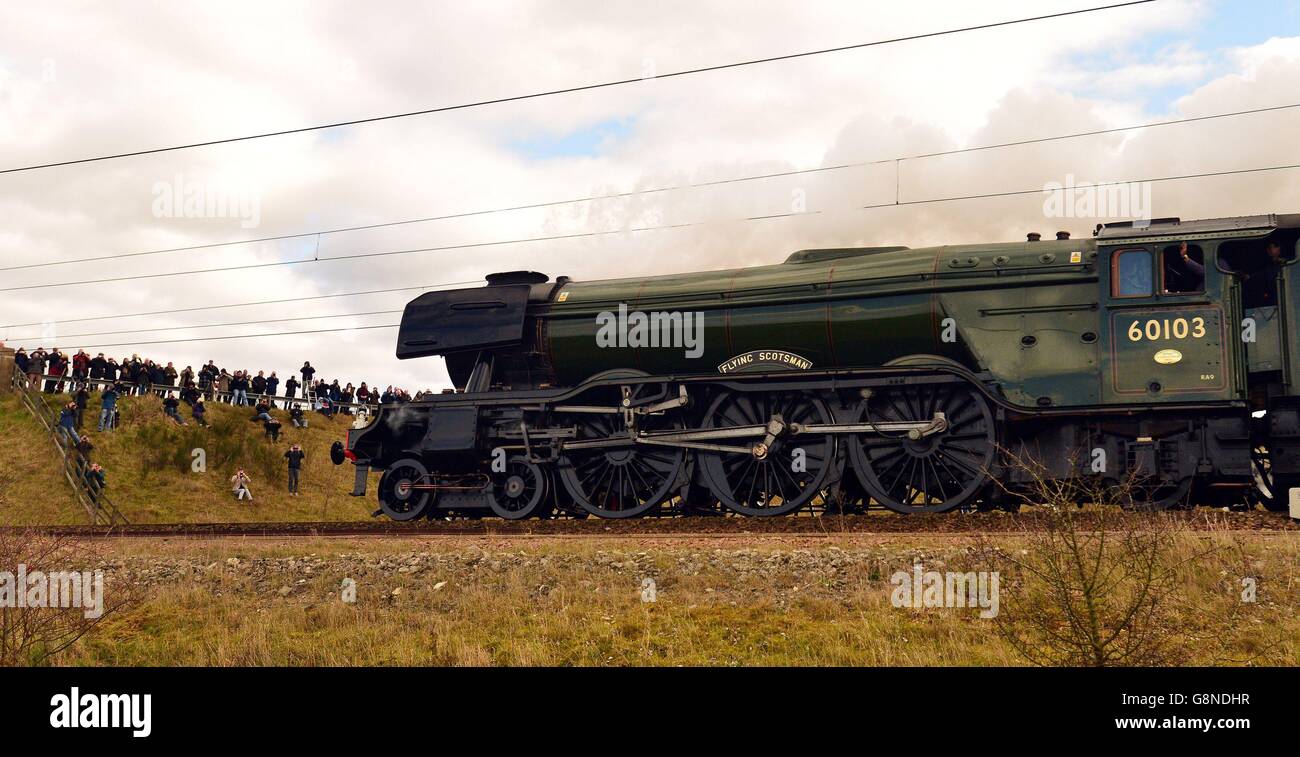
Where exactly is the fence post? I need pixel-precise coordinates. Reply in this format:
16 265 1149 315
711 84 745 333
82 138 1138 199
0 345 14 393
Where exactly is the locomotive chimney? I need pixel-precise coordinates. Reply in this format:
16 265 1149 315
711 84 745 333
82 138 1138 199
1026 232 1041 242
1056 231 1071 240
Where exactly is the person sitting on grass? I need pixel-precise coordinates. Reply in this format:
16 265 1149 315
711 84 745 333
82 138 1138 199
74 434 94 475
85 463 106 505
58 401 80 445
263 416 282 442
192 398 208 427
162 392 187 425
231 469 253 501
250 397 273 423
289 403 308 428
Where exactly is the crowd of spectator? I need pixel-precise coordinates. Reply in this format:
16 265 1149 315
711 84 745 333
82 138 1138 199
13 346 428 410
11 346 432 505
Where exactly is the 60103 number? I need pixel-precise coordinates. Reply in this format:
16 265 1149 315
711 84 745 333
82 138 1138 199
1126 316 1206 342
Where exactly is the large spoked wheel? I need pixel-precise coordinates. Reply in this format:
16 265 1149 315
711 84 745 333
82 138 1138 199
487 456 551 520
699 390 837 517
1252 445 1293 512
557 388 686 519
377 458 433 521
850 381 995 513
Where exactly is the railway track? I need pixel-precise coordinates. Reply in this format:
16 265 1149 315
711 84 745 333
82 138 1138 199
10 509 1298 539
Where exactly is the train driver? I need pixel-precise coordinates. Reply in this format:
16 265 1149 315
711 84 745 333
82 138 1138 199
1240 238 1285 307
1164 241 1204 293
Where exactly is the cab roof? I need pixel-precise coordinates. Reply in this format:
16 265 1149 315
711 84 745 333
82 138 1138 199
1094 214 1297 241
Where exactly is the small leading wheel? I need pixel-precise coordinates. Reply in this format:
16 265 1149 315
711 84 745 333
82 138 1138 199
850 381 995 514
698 390 837 516
487 456 550 520
377 458 433 521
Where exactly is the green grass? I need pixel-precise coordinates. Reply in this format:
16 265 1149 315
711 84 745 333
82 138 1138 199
0 393 82 524
0 391 376 524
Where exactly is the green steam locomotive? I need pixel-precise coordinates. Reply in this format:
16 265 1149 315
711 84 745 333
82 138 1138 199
332 214 1300 519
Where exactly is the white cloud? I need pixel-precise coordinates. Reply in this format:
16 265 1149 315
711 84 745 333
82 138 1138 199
0 0 1296 393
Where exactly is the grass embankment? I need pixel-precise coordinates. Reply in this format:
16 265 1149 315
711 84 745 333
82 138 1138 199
59 531 1300 666
0 391 375 525
0 393 81 524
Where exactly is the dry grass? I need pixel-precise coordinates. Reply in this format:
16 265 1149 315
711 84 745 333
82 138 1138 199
53 532 1300 666
0 392 375 524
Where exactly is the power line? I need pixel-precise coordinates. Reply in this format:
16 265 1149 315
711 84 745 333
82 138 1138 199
0 221 704 293
0 2 1154 176
7 323 401 350
0 280 474 330
864 161 1300 208
7 157 1300 295
6 308 403 342
16 79 1292 276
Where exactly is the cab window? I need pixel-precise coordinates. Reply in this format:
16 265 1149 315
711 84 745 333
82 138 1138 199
1113 248 1152 297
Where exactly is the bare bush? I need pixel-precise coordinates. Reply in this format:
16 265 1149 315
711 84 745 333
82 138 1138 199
0 529 134 666
974 449 1263 666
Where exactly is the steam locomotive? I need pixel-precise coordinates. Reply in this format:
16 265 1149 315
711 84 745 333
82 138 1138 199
331 214 1300 519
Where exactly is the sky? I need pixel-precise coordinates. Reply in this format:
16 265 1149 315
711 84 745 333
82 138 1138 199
1 0 1299 392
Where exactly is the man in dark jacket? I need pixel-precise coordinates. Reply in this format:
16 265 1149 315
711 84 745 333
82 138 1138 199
252 371 267 396
58 402 79 445
284 375 299 400
74 434 94 474
265 372 280 407
192 398 209 427
1242 239 1287 307
163 392 186 425
230 372 249 406
300 361 315 387
284 444 305 495
73 385 90 429
89 352 107 380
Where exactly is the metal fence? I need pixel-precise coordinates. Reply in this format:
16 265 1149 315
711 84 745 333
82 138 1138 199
17 371 380 416
8 368 128 526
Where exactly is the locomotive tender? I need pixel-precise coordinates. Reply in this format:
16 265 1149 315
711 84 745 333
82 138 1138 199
332 214 1300 519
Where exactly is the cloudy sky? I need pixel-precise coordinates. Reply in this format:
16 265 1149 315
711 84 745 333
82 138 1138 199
1 0 1299 392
